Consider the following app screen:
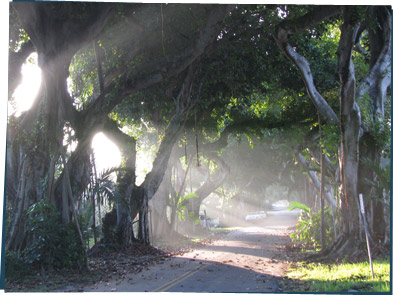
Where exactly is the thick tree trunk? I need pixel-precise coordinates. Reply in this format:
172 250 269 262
150 165 173 240
6 97 51 251
101 65 198 245
325 8 362 258
6 158 28 251
356 7 391 242
169 158 190 231
274 7 341 125
53 137 92 223
6 3 113 252
138 195 150 245
274 6 391 259
7 3 233 253
101 120 137 245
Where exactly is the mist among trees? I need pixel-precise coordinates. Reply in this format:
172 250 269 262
5 3 391 276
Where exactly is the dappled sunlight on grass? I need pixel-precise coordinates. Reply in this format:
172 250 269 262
286 259 390 292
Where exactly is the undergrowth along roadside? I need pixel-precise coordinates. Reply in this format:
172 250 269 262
284 259 390 292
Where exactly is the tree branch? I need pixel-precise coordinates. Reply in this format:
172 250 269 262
356 8 391 125
84 5 233 117
276 6 341 39
274 6 341 125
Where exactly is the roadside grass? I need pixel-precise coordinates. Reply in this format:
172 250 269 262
285 259 390 292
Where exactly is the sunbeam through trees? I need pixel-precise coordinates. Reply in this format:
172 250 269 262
4 3 391 293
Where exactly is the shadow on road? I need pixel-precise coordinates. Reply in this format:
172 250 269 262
80 210 300 292
101 256 286 293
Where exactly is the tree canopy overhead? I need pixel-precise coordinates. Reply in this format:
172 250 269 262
5 3 391 268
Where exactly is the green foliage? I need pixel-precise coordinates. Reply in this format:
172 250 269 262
177 192 199 208
288 202 335 249
92 167 119 207
22 200 84 269
9 8 30 52
320 122 340 161
69 47 98 110
287 201 310 213
23 201 64 266
177 193 199 222
5 250 32 280
358 94 391 156
78 202 95 246
294 28 340 93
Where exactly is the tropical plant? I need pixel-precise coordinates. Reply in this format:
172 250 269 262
288 201 335 249
177 193 200 224
92 167 119 205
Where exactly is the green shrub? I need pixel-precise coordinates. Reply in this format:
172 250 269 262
22 200 84 269
5 250 32 280
60 223 85 268
177 193 199 222
288 201 335 249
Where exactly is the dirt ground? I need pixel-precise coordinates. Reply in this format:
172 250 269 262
68 209 300 292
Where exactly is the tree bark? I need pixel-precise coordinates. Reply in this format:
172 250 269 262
83 5 233 117
60 146 88 269
150 163 173 239
7 3 113 251
356 7 391 242
321 8 363 259
274 6 341 125
7 3 234 252
274 6 390 259
103 120 137 245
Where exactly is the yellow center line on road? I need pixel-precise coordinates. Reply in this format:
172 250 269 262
151 264 208 292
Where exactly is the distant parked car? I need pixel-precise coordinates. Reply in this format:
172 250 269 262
245 211 267 222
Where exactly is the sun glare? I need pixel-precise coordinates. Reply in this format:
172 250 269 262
9 53 41 116
91 132 122 173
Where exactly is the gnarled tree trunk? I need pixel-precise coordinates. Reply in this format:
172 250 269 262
275 6 391 259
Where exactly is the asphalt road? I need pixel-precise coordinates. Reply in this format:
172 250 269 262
84 209 299 293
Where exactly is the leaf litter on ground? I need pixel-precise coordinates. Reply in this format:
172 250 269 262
6 231 225 292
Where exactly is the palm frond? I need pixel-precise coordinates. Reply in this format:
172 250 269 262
287 201 311 213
